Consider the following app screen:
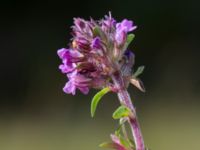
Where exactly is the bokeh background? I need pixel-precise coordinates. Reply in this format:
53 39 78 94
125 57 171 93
1 0 200 150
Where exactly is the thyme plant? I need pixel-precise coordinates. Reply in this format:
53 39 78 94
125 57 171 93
57 12 146 150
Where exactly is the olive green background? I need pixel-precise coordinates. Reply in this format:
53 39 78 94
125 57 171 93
0 0 200 150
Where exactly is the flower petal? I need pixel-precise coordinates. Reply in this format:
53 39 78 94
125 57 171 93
115 30 126 46
78 87 89 95
57 48 68 59
59 63 75 73
91 37 102 49
63 81 76 95
116 19 137 33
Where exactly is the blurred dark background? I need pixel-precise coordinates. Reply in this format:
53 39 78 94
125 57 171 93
0 0 200 150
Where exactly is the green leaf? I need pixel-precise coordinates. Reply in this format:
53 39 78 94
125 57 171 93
126 34 135 46
127 138 135 148
91 87 110 117
114 119 127 136
119 135 131 149
119 118 127 125
99 142 116 149
112 105 132 120
115 124 122 136
123 34 135 51
133 66 145 78
93 26 106 39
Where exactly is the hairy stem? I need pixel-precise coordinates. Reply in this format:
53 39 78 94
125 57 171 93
111 72 145 150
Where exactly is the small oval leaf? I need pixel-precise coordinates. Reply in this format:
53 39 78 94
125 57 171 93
126 34 135 46
91 87 110 117
93 26 107 40
133 66 145 78
112 105 131 120
99 142 116 149
119 135 131 149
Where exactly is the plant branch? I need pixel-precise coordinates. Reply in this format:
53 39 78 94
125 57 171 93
111 71 145 150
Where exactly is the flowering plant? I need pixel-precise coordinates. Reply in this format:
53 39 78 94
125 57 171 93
57 12 146 150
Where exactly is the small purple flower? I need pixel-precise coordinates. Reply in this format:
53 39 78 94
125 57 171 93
101 12 116 32
57 13 137 95
74 18 86 31
116 19 137 33
121 50 135 76
115 19 137 46
115 29 126 46
57 48 83 73
63 70 90 95
59 62 75 73
91 37 102 49
57 48 83 62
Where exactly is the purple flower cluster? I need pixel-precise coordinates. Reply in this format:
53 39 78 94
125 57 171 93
57 13 137 95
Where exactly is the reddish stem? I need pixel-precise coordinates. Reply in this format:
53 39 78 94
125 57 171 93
111 72 145 150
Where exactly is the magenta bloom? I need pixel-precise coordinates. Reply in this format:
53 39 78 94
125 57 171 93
57 13 137 95
116 19 137 33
